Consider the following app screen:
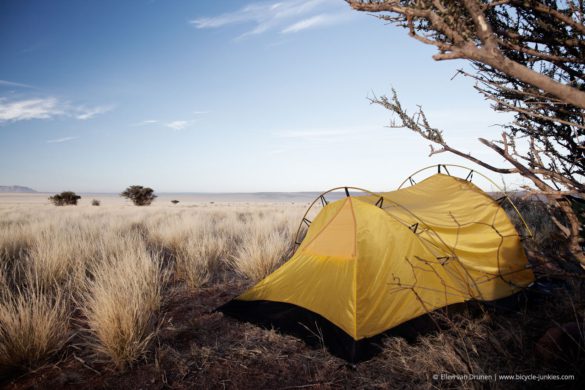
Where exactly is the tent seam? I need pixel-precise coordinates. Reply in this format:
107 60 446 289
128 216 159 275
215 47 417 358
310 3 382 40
349 197 358 340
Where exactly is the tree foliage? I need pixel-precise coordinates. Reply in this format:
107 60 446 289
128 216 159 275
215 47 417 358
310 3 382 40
49 191 81 206
120 185 157 206
348 0 585 269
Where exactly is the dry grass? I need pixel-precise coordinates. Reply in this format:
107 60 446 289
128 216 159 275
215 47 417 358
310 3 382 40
175 231 226 289
0 223 31 275
81 239 164 369
0 202 305 375
230 213 298 281
0 271 70 372
0 199 583 389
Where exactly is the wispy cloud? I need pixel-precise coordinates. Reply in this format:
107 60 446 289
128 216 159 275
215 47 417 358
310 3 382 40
270 126 400 156
0 79 34 89
75 105 114 120
0 97 112 123
165 120 192 130
131 119 159 126
281 13 349 33
46 136 79 144
191 0 351 39
0 97 63 122
132 117 200 130
277 127 376 141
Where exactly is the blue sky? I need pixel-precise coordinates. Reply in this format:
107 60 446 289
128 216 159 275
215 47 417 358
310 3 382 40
0 0 517 192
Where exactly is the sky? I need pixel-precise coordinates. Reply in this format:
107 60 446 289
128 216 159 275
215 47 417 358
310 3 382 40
0 0 521 193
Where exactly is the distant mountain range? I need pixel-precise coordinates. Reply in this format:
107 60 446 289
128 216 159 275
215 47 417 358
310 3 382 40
0 185 37 193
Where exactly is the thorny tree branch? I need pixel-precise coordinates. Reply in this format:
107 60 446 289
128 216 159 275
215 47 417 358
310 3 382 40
371 88 585 269
348 0 585 109
350 0 585 269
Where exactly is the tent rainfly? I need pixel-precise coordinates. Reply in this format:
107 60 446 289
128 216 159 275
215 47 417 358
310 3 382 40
219 171 535 362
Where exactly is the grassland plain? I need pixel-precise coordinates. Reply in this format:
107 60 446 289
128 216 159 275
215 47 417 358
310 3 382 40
0 196 583 389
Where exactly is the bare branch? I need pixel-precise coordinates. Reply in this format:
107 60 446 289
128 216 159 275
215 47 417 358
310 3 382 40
349 0 585 266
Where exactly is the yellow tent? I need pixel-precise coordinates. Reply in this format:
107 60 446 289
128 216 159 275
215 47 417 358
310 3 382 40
220 172 534 362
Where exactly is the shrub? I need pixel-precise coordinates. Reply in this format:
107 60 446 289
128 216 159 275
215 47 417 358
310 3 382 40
171 200 179 205
120 186 157 206
48 191 81 206
91 199 101 206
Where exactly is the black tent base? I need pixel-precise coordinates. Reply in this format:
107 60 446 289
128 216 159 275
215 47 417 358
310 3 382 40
219 300 382 363
217 293 528 364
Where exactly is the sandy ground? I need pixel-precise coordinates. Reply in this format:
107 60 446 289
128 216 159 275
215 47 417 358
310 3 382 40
0 190 362 208
0 192 318 208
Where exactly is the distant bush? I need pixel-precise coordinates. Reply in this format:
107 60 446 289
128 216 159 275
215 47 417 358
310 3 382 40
171 200 179 205
48 191 81 206
120 186 157 206
92 199 101 206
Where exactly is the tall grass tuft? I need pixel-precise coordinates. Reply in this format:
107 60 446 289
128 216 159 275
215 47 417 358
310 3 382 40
175 231 227 289
0 273 70 372
0 224 31 274
81 240 165 370
230 225 295 281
